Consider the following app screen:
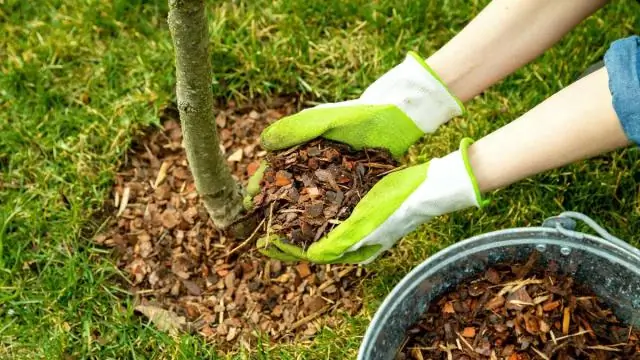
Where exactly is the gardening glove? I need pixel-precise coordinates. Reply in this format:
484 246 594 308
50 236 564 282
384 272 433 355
257 138 488 265
259 51 465 159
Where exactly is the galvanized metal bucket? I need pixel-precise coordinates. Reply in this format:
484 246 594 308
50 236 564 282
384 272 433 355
357 211 640 360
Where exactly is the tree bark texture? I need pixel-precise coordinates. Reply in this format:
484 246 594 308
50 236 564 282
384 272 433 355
167 0 244 229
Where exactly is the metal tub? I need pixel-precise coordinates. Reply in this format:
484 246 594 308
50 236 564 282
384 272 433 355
357 212 640 360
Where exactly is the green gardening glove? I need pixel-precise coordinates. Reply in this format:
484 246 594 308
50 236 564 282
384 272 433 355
257 138 488 264
260 51 465 159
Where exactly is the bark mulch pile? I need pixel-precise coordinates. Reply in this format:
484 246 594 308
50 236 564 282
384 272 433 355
253 138 398 249
397 253 640 360
93 99 367 351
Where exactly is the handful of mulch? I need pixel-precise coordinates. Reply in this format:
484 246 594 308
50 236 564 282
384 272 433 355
252 139 399 249
397 254 640 360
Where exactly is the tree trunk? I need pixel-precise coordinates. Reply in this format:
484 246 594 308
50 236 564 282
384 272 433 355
167 0 244 229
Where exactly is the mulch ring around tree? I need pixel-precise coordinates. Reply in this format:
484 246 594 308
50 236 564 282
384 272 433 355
93 98 369 352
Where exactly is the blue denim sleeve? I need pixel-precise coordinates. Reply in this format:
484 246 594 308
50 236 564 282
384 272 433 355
604 35 640 145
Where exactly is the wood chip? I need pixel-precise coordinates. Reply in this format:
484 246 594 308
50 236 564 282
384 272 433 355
154 161 171 188
562 307 571 335
295 263 311 278
117 186 130 217
461 327 476 338
227 148 243 162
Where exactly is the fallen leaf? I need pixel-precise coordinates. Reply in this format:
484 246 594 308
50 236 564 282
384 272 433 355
135 305 186 335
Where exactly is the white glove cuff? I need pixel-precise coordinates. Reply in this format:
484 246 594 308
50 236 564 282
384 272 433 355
413 149 480 215
360 52 465 133
346 142 481 264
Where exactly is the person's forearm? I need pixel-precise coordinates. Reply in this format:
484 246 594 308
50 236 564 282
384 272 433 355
426 0 609 102
468 67 630 193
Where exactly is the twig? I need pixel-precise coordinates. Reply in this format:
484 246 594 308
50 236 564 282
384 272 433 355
531 346 550 360
586 345 622 352
533 295 550 304
317 267 354 292
289 305 331 331
221 218 266 258
265 202 275 243
396 336 410 356
377 164 407 177
490 278 543 289
278 144 302 157
438 344 455 360
408 346 438 351
496 278 543 296
410 347 425 360
553 329 592 341
508 300 534 307
364 162 396 170
455 332 474 352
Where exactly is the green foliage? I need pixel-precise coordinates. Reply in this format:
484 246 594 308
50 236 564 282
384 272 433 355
1 0 639 358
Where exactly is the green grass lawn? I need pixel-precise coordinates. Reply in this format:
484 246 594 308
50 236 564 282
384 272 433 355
2 0 640 358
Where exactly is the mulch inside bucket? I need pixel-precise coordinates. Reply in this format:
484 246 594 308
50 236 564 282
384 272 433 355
397 253 640 360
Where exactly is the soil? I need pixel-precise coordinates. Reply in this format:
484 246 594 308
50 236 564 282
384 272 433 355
397 253 640 360
254 138 398 249
93 98 368 351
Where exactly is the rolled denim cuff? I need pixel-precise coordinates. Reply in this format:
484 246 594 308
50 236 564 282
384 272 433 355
604 35 640 145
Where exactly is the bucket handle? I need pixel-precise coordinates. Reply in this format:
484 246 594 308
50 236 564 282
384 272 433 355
543 211 631 248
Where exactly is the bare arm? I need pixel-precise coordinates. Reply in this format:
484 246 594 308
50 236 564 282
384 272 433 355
427 0 609 102
468 67 630 193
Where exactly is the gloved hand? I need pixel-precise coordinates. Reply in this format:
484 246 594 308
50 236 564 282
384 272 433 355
259 51 465 159
256 138 488 264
